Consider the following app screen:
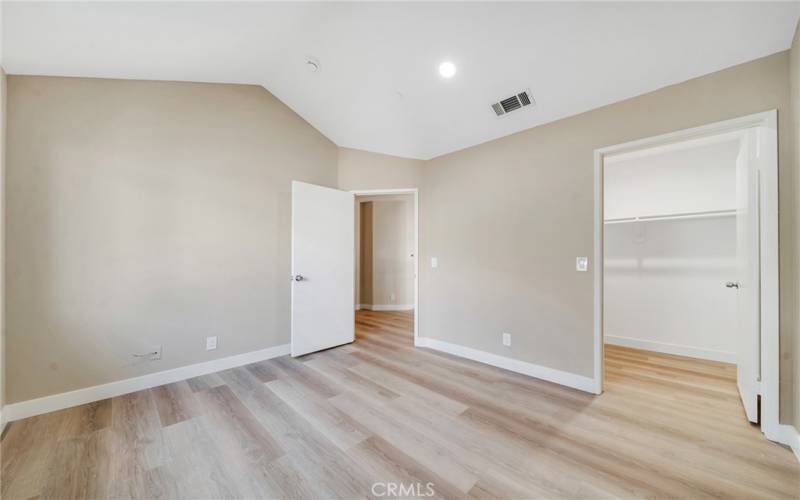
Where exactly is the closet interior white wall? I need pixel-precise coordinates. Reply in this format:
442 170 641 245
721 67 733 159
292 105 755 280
603 135 740 363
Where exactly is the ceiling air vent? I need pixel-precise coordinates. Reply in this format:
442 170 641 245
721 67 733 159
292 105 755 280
491 89 535 117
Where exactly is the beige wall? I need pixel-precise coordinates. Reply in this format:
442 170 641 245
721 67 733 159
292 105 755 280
791 22 800 430
421 53 795 421
372 197 414 307
358 202 374 305
356 195 414 308
338 147 424 190
6 76 337 403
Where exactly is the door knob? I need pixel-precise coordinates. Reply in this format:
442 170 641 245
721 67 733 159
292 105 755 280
293 275 305 282
725 281 740 289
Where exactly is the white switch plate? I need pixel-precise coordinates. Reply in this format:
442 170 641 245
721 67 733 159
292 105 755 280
502 333 511 347
576 257 588 272
431 257 439 269
206 336 218 351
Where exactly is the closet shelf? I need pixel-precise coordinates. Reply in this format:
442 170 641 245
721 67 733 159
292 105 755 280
604 209 736 225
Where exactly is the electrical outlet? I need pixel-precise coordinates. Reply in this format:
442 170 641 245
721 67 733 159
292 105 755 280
576 257 588 272
206 336 218 351
502 333 511 347
431 257 439 269
151 345 162 360
390 293 396 303
132 345 161 362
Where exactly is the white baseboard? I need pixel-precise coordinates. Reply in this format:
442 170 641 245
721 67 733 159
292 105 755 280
605 335 736 363
358 304 414 311
4 343 290 423
415 337 597 394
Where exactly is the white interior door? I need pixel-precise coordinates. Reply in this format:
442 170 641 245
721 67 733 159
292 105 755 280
733 129 760 423
291 181 355 357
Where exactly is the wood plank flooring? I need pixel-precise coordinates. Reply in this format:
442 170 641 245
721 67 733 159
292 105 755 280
2 310 798 499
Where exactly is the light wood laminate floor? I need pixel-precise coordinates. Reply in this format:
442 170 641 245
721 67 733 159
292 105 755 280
2 310 798 499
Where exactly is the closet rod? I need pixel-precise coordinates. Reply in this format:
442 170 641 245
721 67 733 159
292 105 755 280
604 209 736 225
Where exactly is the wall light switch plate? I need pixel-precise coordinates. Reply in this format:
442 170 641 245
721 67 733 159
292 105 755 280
431 257 439 269
502 333 511 347
206 336 218 351
576 257 588 272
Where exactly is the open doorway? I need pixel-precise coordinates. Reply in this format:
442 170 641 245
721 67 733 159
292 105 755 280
353 189 418 346
289 183 418 358
594 111 783 445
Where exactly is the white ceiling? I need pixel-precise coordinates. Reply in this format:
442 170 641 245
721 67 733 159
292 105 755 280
4 2 800 159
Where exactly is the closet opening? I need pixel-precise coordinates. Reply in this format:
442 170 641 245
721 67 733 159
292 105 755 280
594 111 782 444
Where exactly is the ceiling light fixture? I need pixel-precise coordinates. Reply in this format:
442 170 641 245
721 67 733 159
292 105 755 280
438 61 456 79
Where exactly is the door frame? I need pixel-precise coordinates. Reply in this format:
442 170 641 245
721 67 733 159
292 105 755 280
592 110 786 444
350 188 419 342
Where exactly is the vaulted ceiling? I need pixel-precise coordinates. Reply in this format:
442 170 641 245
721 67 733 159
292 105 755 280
4 2 799 159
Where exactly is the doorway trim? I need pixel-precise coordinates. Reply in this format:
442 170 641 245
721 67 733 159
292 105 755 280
350 188 419 343
592 110 785 444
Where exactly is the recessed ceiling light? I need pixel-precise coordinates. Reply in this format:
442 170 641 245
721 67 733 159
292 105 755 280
438 61 456 79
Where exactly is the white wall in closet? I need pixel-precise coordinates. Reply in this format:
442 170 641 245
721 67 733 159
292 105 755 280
604 139 740 362
605 139 739 220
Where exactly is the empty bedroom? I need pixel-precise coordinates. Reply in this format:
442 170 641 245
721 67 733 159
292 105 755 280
1 2 800 499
